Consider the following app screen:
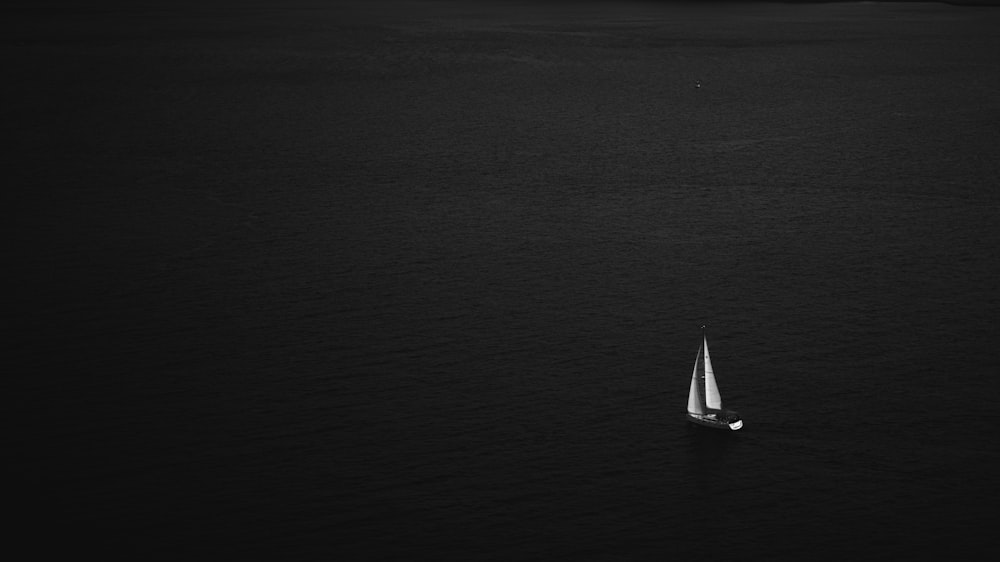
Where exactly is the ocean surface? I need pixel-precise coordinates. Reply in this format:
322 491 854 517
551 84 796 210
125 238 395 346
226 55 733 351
10 1 1000 558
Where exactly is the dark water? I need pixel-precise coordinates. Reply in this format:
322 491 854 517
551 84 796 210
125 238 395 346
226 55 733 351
11 1 1000 558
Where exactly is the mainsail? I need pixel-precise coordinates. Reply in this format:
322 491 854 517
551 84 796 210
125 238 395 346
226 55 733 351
703 336 723 410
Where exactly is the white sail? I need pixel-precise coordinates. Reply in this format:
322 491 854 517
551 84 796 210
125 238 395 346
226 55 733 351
687 341 704 415
703 336 723 410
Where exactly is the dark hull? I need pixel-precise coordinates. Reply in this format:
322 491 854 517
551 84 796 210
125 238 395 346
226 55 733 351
686 413 742 431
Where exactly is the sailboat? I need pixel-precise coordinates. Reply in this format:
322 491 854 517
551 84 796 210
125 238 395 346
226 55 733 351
686 327 743 430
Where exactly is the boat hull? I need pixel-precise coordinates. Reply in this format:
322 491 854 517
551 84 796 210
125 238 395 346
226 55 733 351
686 413 742 431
